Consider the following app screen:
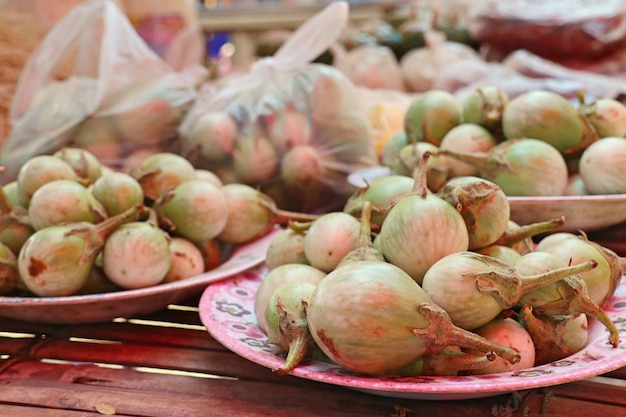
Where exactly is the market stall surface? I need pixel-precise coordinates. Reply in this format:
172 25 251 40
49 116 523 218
1 227 626 417
2 299 626 417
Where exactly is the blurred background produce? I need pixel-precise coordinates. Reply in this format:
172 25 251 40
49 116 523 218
1 0 626 216
0 0 205 144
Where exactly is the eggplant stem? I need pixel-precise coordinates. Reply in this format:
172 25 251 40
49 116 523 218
494 217 565 247
422 348 495 376
65 203 146 265
337 201 384 266
287 219 314 233
410 151 432 198
413 303 521 365
271 300 315 375
255 192 321 225
564 113 599 156
438 149 489 168
519 259 598 294
136 168 163 201
534 276 620 348
271 208 320 225
357 201 373 249
473 258 599 309
94 203 145 239
272 332 316 376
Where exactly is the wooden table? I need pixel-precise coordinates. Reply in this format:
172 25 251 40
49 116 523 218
1 224 625 417
1 295 625 417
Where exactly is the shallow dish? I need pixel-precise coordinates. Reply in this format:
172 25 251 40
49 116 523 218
507 194 626 233
0 228 280 324
347 166 626 233
199 264 626 401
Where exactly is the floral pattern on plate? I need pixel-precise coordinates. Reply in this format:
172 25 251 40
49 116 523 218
199 264 626 400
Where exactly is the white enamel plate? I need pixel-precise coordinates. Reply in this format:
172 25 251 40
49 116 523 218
0 229 280 324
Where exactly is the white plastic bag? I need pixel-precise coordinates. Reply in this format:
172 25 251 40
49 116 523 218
332 43 406 91
179 2 377 213
454 50 626 103
400 31 483 93
0 0 203 181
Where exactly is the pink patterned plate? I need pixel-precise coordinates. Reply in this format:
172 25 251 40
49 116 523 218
0 228 281 324
199 264 626 400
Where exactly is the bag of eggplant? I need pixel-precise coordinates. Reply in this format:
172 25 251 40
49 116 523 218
178 1 377 214
0 0 204 183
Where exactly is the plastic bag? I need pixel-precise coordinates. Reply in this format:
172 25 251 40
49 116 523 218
0 0 203 181
502 50 626 100
400 31 482 93
468 0 626 61
331 44 406 91
0 0 205 70
178 1 377 213
454 50 626 103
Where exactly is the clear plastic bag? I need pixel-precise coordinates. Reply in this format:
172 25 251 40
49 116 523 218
0 0 205 70
502 50 626 100
0 0 203 181
454 50 626 103
400 31 482 93
331 43 406 91
178 2 377 213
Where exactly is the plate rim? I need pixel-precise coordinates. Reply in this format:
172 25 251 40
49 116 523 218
507 193 626 203
348 166 626 203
